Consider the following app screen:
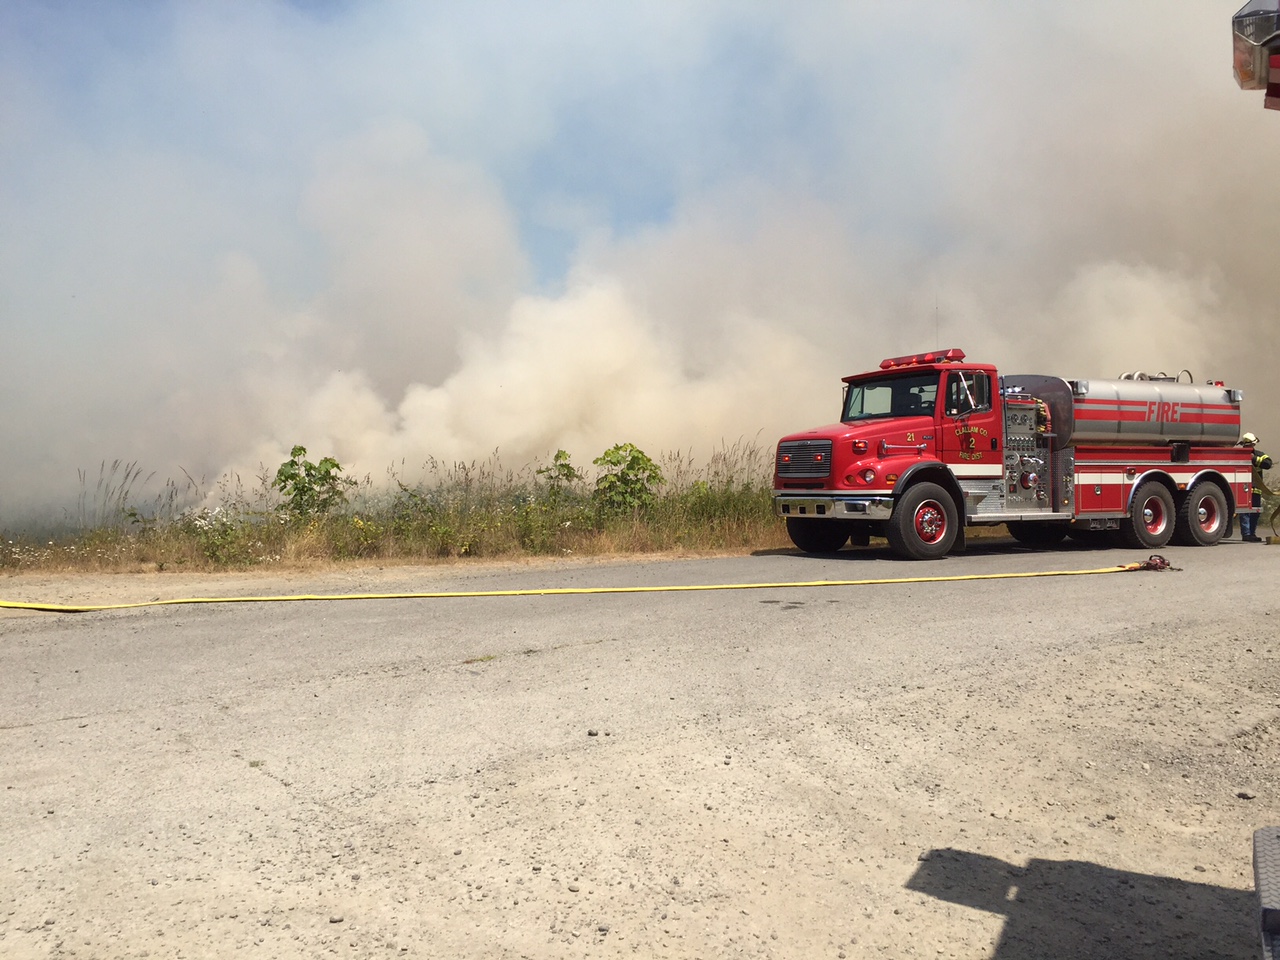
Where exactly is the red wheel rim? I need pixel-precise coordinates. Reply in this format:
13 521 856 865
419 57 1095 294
1141 496 1167 535
1196 495 1220 534
914 500 947 544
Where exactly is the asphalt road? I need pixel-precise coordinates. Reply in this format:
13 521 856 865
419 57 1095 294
2 538 1278 959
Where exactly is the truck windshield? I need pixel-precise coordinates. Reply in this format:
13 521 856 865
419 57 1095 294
842 372 938 422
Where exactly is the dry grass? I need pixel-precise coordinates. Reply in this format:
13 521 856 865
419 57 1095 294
0 441 792 573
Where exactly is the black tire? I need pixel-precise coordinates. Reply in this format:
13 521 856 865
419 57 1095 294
1116 480 1176 549
1006 521 1069 547
1173 482 1229 546
1252 827 1280 934
785 518 850 553
886 482 958 560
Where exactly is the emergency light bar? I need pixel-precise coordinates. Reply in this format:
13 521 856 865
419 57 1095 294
879 348 966 370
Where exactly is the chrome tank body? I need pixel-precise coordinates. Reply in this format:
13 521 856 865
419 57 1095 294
1234 1 1280 90
1001 375 1241 447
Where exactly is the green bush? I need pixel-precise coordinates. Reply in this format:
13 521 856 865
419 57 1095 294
272 446 355 520
537 449 584 503
592 443 663 516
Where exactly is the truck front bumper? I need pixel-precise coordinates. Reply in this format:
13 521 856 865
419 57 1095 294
773 494 894 521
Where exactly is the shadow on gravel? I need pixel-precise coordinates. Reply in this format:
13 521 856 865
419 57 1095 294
907 848 1255 960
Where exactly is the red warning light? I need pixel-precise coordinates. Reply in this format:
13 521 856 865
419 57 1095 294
879 348 966 370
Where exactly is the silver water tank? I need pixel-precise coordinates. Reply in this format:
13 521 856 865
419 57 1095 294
1001 375 1241 447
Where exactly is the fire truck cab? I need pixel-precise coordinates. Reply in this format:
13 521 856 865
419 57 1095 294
773 349 1252 560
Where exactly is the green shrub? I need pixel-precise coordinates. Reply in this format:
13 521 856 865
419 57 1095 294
537 449 584 503
272 446 355 520
592 443 663 517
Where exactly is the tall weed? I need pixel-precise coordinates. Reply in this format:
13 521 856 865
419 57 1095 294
4 440 787 571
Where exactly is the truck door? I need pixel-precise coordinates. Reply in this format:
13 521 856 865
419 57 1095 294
939 370 1002 478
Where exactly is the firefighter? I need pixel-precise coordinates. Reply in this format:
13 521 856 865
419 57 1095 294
1239 432 1273 542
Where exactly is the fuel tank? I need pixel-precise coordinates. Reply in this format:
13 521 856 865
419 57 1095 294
1001 375 1241 447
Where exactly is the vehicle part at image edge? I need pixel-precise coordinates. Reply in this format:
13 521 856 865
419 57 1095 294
1254 826 1280 960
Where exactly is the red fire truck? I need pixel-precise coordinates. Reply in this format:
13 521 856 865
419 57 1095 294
773 349 1253 559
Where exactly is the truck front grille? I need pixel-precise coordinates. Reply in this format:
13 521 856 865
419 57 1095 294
776 440 833 479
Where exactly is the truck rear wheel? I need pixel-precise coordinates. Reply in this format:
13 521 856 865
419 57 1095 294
1117 480 1175 549
1006 521 1069 547
785 518 850 553
1173 482 1228 546
887 482 958 560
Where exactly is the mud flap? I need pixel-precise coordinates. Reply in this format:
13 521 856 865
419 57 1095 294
1254 827 1280 959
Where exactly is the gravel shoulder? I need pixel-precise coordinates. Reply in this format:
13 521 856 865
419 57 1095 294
1 541 1277 959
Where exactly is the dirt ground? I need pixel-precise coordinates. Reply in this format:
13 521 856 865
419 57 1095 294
1 545 1277 959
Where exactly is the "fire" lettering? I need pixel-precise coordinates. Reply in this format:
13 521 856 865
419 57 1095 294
1146 401 1180 423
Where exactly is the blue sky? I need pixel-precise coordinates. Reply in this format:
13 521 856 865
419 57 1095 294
2 2 1278 522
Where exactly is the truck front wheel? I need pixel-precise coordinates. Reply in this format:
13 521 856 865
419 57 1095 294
785 518 850 553
887 482 958 560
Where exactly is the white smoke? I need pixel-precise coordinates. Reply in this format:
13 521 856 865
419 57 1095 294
225 278 831 488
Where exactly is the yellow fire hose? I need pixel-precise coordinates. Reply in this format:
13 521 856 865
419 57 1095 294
0 556 1176 614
